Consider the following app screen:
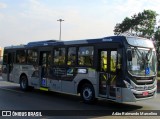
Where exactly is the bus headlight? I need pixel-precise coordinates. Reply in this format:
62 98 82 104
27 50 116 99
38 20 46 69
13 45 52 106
124 80 134 89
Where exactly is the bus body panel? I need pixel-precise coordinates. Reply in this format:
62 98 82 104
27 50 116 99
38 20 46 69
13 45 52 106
61 80 75 94
49 79 62 92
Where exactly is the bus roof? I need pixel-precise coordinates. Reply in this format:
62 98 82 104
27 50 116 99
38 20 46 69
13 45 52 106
5 36 146 49
26 36 126 47
4 45 26 49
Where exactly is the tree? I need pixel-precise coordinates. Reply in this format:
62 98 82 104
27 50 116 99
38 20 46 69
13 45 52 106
154 29 160 62
114 17 133 35
114 10 158 38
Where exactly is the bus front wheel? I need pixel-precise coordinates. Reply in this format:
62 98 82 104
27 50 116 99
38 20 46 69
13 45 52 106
20 75 29 91
80 83 96 104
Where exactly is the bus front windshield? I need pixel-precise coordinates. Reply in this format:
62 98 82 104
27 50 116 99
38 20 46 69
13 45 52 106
127 47 157 76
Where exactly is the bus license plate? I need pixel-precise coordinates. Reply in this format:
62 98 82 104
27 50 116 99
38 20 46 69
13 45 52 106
142 91 149 96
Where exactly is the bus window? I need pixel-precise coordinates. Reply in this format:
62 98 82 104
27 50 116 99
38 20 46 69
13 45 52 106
16 50 26 63
67 47 76 65
117 53 122 70
101 51 107 71
3 51 8 64
54 48 66 65
110 51 117 72
78 46 94 66
27 50 38 64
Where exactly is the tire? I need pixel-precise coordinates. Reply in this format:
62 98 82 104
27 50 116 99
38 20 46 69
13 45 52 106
20 75 29 91
80 83 96 104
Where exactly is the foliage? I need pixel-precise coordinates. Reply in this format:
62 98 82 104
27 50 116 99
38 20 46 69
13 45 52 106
155 29 160 41
157 71 160 77
154 29 160 63
114 10 158 38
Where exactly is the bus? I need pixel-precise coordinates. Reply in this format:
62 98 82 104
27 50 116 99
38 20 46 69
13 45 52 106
2 36 157 103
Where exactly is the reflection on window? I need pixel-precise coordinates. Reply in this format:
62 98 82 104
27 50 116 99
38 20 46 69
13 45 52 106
42 53 47 66
101 51 107 71
16 50 26 63
127 48 156 76
54 48 66 65
27 50 38 64
117 52 122 69
78 46 94 66
67 47 76 65
110 51 117 72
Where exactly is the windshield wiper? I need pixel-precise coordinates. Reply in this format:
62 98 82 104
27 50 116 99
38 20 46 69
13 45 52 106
146 49 153 63
134 47 153 64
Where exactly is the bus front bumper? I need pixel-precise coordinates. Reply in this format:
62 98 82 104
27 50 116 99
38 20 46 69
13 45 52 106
121 87 157 102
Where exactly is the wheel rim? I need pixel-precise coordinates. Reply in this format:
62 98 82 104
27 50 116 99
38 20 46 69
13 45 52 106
83 87 92 100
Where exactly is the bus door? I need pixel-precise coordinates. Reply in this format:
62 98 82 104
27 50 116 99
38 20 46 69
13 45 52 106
98 49 118 100
39 51 51 87
7 52 15 81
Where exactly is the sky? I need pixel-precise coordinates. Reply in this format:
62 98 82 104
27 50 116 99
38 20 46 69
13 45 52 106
0 0 160 47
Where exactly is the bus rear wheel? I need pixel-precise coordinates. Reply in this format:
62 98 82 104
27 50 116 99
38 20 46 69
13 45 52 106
20 75 29 91
80 83 96 104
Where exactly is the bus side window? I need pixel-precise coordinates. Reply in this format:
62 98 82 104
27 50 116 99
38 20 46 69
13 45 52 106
3 51 8 65
54 48 66 65
27 50 38 64
16 50 26 63
117 53 122 70
78 46 94 66
67 47 76 66
101 51 107 71
110 51 117 72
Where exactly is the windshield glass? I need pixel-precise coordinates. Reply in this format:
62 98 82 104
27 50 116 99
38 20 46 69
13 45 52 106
127 37 154 48
127 47 157 76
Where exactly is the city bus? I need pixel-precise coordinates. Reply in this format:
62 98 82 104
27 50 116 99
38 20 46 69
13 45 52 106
2 36 157 103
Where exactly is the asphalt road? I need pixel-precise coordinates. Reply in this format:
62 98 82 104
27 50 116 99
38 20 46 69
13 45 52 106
0 77 160 119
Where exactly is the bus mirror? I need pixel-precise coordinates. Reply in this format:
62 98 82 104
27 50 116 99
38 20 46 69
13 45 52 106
127 50 132 61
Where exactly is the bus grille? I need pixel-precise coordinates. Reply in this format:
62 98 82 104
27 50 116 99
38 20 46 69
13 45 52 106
135 85 155 91
134 77 155 85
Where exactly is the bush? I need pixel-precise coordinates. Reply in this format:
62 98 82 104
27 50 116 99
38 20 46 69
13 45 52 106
157 71 160 77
